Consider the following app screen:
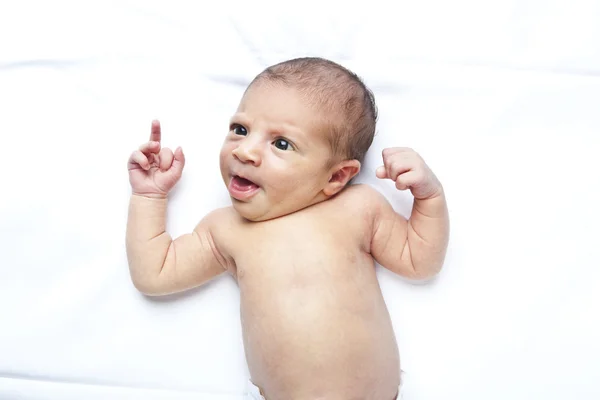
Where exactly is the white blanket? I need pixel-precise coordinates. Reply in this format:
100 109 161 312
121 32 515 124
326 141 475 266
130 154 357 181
1 0 599 399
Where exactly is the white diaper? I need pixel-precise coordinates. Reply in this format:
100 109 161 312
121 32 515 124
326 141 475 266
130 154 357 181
245 379 264 399
245 380 403 399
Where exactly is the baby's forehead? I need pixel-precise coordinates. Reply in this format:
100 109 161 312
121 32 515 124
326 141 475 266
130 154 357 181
240 83 334 121
247 81 345 119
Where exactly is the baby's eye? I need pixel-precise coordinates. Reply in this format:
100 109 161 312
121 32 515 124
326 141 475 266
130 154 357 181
273 138 292 151
232 124 247 136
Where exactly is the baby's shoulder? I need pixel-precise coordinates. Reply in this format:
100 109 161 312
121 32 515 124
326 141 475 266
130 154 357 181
197 206 246 262
199 206 244 232
337 183 390 210
327 184 392 228
322 184 392 245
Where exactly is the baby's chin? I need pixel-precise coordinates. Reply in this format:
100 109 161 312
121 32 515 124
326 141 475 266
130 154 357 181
231 198 307 222
230 199 269 222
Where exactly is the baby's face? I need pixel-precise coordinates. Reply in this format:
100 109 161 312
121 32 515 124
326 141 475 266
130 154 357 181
219 83 335 221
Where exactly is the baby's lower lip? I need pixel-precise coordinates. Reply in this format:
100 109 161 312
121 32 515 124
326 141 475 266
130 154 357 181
228 176 260 200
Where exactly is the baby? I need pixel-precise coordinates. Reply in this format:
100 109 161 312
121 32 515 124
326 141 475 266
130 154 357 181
126 57 449 400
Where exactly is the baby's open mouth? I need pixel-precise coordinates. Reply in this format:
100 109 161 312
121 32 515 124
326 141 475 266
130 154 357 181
232 175 259 190
228 175 260 201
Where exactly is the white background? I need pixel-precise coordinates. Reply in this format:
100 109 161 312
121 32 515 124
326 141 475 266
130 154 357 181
1 0 599 399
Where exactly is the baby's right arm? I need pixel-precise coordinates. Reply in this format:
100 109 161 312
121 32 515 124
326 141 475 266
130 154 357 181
125 120 227 296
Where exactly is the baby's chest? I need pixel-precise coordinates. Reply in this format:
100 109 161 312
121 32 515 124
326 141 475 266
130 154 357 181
232 221 366 281
242 224 342 263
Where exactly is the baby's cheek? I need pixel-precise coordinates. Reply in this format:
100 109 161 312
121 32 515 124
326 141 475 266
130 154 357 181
271 174 302 197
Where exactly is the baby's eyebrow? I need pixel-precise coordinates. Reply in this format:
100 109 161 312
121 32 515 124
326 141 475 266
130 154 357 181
276 123 302 136
273 123 308 145
229 113 249 125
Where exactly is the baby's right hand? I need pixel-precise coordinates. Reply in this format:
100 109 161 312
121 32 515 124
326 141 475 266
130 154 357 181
127 120 185 198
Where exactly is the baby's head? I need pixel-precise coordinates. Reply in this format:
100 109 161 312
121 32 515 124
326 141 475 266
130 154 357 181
220 57 377 221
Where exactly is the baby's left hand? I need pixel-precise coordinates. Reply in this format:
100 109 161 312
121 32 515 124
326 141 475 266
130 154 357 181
376 147 442 200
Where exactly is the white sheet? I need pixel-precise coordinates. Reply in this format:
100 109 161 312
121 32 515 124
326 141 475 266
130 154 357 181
1 0 599 399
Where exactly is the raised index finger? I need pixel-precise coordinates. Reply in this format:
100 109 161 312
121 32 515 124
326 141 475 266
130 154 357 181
149 119 161 143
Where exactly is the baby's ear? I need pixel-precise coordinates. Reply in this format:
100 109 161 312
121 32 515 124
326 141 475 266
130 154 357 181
323 159 361 197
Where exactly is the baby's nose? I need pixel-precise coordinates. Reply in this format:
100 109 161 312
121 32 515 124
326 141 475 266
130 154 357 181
232 142 261 166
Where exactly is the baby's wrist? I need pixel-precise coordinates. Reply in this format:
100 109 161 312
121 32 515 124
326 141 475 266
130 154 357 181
413 183 444 201
131 191 168 200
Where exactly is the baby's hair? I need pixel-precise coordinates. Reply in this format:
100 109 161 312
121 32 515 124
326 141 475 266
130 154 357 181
249 57 378 166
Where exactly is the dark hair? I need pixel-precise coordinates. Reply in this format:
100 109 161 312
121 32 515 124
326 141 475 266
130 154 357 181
249 57 377 165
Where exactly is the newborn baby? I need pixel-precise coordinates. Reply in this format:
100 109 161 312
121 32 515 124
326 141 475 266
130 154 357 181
126 57 449 400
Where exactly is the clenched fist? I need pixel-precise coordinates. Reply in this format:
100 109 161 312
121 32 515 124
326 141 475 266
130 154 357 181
376 147 442 200
127 120 185 198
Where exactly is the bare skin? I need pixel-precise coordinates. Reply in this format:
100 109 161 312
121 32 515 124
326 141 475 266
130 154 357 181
126 83 449 400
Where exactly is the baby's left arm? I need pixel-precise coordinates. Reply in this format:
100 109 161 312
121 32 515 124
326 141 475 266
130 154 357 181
370 148 449 280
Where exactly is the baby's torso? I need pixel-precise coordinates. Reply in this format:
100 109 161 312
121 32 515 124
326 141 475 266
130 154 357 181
214 185 401 399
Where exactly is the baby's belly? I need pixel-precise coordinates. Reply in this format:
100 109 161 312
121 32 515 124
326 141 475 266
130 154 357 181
238 256 400 399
